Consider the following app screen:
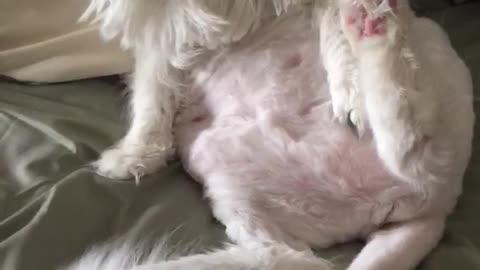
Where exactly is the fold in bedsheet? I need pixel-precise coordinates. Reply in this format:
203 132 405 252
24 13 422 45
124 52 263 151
1 3 480 270
0 78 227 270
0 0 132 83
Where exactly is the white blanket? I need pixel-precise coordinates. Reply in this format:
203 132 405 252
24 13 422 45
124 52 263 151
0 0 133 83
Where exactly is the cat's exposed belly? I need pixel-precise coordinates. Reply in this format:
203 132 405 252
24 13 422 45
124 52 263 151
174 30 418 247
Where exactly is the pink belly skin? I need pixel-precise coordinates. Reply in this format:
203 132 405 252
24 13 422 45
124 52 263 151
174 32 413 247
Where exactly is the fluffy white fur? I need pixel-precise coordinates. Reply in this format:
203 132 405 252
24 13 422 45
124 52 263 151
86 0 308 180
75 0 474 269
66 240 330 270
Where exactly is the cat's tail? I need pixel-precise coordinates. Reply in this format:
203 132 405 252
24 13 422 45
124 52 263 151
65 240 331 270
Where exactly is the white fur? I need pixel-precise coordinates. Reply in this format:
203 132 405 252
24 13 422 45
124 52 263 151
87 0 308 180
75 0 475 269
317 2 365 134
66 239 330 270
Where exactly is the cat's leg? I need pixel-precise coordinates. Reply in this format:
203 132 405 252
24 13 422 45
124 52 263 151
339 0 440 183
347 217 445 270
316 3 366 135
339 2 465 268
94 52 179 181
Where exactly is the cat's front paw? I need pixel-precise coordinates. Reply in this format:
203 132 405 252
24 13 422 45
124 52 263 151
348 106 366 138
93 140 174 183
331 82 366 137
331 85 352 125
340 0 402 52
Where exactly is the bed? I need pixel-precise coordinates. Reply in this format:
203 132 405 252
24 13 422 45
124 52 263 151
1 1 479 269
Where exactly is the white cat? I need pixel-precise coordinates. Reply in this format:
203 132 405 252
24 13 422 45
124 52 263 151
74 0 474 269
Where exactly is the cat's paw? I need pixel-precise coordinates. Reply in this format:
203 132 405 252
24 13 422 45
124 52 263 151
331 82 366 137
348 104 367 138
331 85 352 125
93 140 174 183
340 0 401 52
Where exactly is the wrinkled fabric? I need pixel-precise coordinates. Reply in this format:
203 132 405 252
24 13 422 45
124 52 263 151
0 3 480 270
0 0 132 83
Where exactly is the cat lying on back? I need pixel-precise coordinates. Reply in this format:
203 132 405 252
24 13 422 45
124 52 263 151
72 1 474 269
